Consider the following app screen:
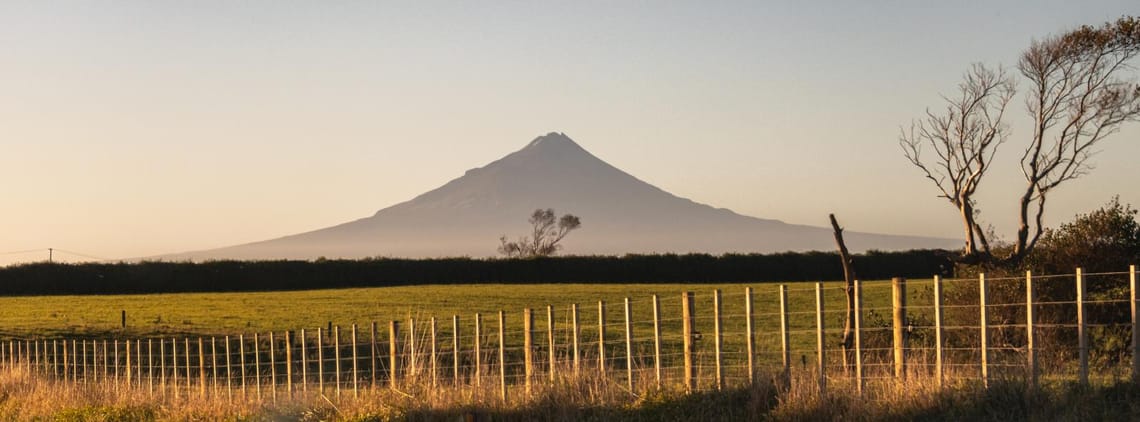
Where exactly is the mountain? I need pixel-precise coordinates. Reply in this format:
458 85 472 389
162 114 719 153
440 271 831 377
163 132 958 260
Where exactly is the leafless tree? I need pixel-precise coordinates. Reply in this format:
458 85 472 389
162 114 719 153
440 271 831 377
498 209 582 258
901 17 1140 263
900 64 1016 258
830 214 858 372
1011 16 1140 261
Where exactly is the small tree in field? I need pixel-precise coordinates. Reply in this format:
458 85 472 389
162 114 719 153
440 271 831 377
498 209 581 258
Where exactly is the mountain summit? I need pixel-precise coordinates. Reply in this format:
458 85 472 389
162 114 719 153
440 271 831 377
167 132 957 260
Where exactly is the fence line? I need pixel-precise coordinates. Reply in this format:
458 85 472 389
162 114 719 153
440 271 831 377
1 266 1138 402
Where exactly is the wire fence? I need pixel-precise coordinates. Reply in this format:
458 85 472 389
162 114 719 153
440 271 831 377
0 266 1137 401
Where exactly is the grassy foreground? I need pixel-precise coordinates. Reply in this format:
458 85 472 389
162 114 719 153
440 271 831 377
0 365 1137 421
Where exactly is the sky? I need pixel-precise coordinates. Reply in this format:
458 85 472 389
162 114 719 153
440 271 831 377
2 1 1139 265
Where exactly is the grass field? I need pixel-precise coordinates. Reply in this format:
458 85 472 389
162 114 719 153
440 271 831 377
0 280 939 337
0 279 946 389
0 279 937 358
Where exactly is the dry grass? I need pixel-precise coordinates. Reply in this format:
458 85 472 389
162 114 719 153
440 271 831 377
2 362 1139 421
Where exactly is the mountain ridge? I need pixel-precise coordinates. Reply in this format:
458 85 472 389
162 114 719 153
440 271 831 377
158 132 958 261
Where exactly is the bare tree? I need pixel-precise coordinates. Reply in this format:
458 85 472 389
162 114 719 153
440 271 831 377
901 17 1140 263
830 214 858 373
1012 16 1140 261
900 64 1016 258
498 209 582 258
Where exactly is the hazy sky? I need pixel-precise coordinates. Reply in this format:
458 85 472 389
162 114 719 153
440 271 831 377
2 1 1139 265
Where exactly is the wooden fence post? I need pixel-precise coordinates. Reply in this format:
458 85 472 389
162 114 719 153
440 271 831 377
893 277 907 381
714 289 724 390
854 279 864 395
745 287 755 385
285 331 292 398
316 330 326 394
85 340 92 384
76 339 82 383
474 314 482 387
115 340 120 385
779 285 790 389
624 297 634 392
159 339 165 395
316 328 323 394
1078 268 1088 386
352 324 358 398
143 339 151 395
547 306 556 382
389 321 399 390
571 304 580 377
254 334 261 400
815 282 826 394
653 294 662 388
109 339 117 385
334 325 341 397
498 310 507 402
102 340 107 384
199 337 206 399
369 322 377 389
212 337 218 396
409 318 417 380
431 317 438 388
269 332 276 402
172 338 179 398
682 291 695 392
598 301 607 378
223 336 230 398
979 273 989 389
933 275 944 389
524 308 534 394
239 335 246 398
184 338 191 395
300 329 306 393
452 315 460 386
1131 264 1138 383
134 339 141 390
1026 271 1037 388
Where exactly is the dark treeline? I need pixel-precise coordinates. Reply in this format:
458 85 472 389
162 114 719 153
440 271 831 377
0 250 953 296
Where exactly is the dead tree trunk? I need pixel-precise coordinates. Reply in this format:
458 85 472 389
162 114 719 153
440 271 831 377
830 214 858 374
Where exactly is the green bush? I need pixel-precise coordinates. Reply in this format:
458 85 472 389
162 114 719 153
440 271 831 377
1027 196 1140 274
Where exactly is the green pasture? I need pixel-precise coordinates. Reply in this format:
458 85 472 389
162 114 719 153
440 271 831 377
0 279 940 363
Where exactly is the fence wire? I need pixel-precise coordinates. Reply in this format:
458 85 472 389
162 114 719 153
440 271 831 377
1 268 1137 398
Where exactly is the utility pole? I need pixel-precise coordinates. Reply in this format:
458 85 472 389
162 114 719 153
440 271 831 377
48 248 53 263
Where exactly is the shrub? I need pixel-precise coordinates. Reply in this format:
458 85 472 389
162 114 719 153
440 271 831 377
1028 196 1140 274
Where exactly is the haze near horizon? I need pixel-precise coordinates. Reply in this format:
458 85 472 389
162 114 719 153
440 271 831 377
2 2 1139 264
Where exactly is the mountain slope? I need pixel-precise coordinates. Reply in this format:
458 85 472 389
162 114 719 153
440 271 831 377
165 132 958 260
